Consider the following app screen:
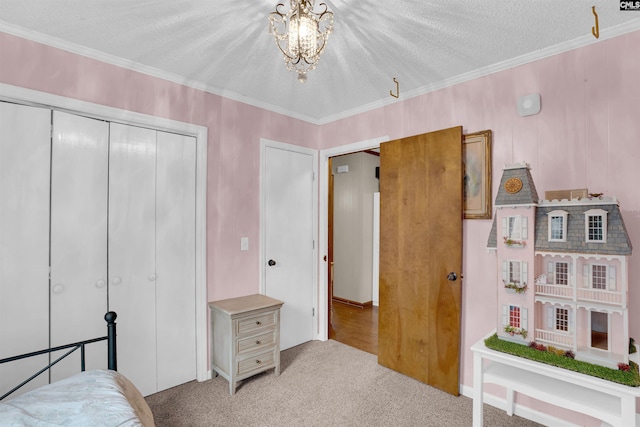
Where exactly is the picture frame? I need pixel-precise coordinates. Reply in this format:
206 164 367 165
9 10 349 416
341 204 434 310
463 130 492 219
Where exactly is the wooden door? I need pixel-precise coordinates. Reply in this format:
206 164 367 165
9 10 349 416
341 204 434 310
378 126 463 396
262 142 315 350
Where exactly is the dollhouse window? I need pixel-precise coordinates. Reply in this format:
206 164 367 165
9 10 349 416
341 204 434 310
584 209 607 243
502 260 528 285
509 262 521 284
502 215 528 241
547 210 568 242
591 265 607 290
503 305 527 330
555 262 568 285
584 264 617 290
509 305 520 328
555 308 569 332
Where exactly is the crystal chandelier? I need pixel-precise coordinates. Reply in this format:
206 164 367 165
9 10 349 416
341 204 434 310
268 0 334 83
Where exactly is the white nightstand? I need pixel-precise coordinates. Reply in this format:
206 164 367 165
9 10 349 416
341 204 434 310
209 294 284 395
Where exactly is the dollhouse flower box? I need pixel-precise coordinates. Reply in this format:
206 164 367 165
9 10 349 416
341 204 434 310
504 325 528 339
503 237 526 248
503 282 527 294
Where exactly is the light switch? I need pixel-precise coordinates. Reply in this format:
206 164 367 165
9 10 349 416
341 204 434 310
240 237 249 251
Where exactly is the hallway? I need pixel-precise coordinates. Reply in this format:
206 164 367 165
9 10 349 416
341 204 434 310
329 300 378 355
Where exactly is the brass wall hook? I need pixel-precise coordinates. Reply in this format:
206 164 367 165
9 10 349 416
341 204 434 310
592 6 599 39
390 77 399 98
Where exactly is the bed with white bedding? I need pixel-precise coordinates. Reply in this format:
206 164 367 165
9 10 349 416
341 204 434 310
0 311 154 426
0 369 154 426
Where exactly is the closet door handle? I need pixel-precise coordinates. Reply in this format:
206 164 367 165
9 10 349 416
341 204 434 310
112 276 122 285
148 274 157 281
52 284 65 294
95 279 106 288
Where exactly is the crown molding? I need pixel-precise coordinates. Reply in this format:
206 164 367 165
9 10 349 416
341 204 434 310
0 20 323 125
318 20 640 125
2 19 639 126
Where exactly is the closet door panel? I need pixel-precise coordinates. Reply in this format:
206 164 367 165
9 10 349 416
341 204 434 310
49 111 109 381
155 132 197 391
0 102 51 396
108 123 157 396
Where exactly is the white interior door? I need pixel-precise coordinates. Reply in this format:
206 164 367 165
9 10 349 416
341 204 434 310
155 131 197 391
108 122 157 396
262 142 315 350
50 111 109 381
0 102 51 397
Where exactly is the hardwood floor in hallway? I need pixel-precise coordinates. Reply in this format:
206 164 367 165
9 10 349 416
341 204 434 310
329 300 378 355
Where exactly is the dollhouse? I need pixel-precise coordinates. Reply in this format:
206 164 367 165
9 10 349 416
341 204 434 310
487 163 634 369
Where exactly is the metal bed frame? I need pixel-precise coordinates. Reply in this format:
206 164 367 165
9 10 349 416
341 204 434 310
0 311 117 401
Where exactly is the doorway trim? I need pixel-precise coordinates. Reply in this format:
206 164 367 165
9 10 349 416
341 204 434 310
0 83 209 383
318 136 389 340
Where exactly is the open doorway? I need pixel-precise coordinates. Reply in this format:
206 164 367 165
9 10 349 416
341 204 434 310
328 150 380 355
591 311 609 350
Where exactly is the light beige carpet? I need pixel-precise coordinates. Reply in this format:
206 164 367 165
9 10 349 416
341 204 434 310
146 339 542 426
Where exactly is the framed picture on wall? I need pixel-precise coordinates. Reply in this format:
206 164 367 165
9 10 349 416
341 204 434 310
463 130 492 219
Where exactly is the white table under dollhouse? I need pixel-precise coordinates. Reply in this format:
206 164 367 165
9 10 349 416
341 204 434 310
471 335 640 427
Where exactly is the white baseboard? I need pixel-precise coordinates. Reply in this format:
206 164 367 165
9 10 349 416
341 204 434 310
459 384 581 427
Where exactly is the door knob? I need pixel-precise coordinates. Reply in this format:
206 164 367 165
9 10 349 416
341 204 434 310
268 259 276 266
148 274 157 281
52 284 64 294
112 276 122 285
447 272 458 281
95 279 106 288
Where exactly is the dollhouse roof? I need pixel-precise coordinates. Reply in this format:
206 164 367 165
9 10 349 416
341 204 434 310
534 199 633 255
486 163 632 255
494 164 539 207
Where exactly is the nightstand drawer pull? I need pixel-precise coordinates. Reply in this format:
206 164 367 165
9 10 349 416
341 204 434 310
256 359 262 364
256 340 261 345
256 321 261 325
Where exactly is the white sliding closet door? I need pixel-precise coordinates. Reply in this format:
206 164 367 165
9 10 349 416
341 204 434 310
0 102 51 397
155 131 197 391
1 104 199 399
49 111 109 381
109 124 197 396
108 123 158 396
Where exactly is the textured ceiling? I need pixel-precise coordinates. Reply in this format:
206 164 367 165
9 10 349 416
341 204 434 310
1 1 639 124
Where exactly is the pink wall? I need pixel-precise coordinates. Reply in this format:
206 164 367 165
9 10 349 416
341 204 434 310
0 31 318 303
319 30 640 426
2 28 639 425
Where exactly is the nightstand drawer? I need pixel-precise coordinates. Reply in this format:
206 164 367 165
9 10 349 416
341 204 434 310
237 331 276 355
236 311 277 336
237 349 276 377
